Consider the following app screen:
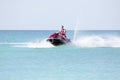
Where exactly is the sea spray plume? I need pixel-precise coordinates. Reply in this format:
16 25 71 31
73 19 80 41
73 25 77 41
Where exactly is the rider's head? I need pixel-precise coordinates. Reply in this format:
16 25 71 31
62 25 64 29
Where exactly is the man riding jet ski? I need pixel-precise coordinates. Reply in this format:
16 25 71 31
47 25 71 46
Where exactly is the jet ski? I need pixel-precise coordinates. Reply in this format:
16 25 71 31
47 32 71 46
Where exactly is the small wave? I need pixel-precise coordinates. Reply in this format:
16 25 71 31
13 39 55 48
72 35 120 47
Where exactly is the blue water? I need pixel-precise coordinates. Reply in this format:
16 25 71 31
0 30 120 80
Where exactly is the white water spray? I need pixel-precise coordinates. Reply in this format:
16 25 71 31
13 39 55 48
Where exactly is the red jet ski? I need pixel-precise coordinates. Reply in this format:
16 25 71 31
47 32 71 46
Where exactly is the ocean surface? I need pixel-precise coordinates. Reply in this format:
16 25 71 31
0 30 120 80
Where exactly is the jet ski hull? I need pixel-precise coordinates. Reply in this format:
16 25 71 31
47 38 66 46
47 32 71 46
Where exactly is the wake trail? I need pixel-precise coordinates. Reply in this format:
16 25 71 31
72 35 120 47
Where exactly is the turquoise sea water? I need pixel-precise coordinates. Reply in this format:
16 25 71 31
0 30 120 80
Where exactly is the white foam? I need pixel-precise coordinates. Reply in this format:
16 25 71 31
73 35 120 47
13 39 55 48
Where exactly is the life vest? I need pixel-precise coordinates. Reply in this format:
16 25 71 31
60 29 65 35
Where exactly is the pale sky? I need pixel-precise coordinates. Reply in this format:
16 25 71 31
0 0 120 30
